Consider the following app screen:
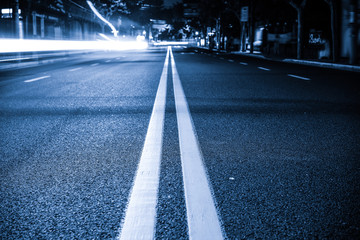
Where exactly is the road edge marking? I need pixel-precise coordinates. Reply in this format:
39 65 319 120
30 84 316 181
258 67 270 71
288 74 311 81
69 67 82 72
170 47 224 240
118 47 170 240
24 75 50 83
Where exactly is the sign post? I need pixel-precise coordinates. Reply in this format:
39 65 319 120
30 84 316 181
240 6 248 52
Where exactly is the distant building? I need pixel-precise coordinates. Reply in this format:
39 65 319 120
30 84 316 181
0 0 101 40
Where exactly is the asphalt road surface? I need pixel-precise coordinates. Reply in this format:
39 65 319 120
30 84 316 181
1 46 359 239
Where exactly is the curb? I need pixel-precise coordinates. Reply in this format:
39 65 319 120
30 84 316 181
194 47 360 73
282 59 360 72
231 51 360 73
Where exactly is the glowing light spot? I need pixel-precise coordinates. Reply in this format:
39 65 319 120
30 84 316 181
0 39 148 53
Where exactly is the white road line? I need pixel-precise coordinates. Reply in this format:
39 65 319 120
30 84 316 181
240 62 248 65
258 67 270 71
220 57 224 60
24 75 50 83
90 63 99 66
69 67 82 72
170 47 224 240
288 74 311 81
0 57 31 62
228 59 234 62
118 47 169 240
106 60 111 63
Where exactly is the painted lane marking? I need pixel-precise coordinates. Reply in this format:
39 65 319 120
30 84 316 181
240 62 248 65
69 67 82 72
91 63 99 66
288 74 311 81
106 60 111 63
220 57 224 60
258 67 270 71
228 59 234 62
24 75 50 83
0 57 31 62
118 47 170 240
170 47 224 240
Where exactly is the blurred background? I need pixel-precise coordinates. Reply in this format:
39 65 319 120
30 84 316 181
0 0 359 64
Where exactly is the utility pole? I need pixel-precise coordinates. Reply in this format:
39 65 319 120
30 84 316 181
13 0 20 38
289 0 307 59
249 0 255 54
349 0 358 65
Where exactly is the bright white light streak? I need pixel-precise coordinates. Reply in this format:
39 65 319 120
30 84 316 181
24 75 50 83
86 1 118 37
0 39 148 53
153 41 189 46
288 74 311 81
99 33 112 41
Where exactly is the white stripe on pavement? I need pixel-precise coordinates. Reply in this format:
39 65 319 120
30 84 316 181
288 74 311 81
258 67 270 71
228 59 234 62
240 62 248 65
69 67 82 72
90 63 99 66
118 47 170 240
170 47 224 240
24 75 50 83
0 57 31 62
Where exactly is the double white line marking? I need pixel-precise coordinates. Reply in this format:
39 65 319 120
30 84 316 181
119 47 224 240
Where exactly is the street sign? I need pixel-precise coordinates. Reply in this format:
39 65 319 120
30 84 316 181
241 6 248 22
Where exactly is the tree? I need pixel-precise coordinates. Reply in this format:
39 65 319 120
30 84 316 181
289 0 307 59
91 0 130 21
323 0 339 62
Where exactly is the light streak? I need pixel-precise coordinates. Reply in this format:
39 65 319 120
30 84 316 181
0 39 148 53
86 1 118 37
153 41 189 46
